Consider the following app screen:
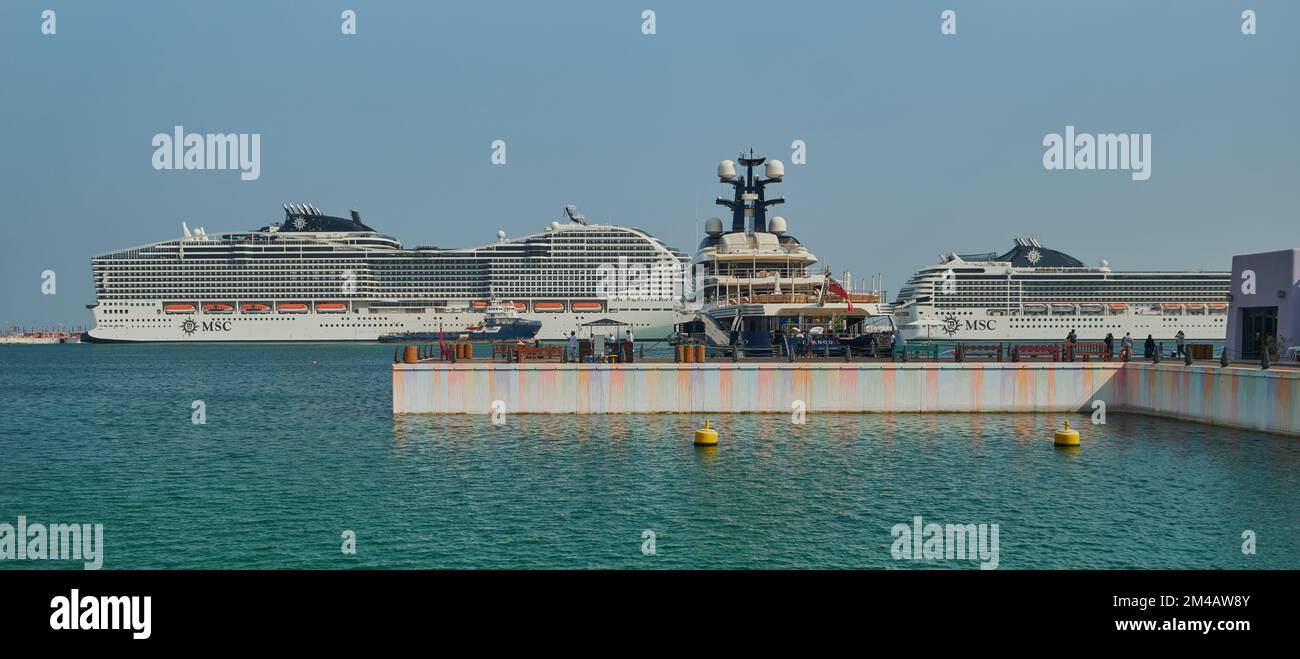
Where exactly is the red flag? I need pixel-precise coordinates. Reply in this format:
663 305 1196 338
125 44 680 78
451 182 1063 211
827 277 853 310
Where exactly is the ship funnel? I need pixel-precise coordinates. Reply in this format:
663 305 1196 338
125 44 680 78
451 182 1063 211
182 222 192 238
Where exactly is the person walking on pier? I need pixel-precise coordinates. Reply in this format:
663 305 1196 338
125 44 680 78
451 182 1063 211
1066 329 1078 361
1104 332 1115 359
1143 334 1156 359
567 331 578 362
1175 330 1186 357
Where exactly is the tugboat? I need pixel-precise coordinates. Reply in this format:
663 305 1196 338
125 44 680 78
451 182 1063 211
678 150 896 357
378 302 542 343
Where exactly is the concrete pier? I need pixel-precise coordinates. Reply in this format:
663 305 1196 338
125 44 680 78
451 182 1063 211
393 361 1300 436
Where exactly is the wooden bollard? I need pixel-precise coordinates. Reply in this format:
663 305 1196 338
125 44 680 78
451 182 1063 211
403 345 419 364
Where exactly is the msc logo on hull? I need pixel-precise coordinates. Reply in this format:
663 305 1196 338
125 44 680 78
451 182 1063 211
180 319 232 336
943 314 997 337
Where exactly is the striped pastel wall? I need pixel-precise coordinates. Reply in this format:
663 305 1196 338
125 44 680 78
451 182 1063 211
393 361 1300 436
394 362 1123 416
1105 363 1300 436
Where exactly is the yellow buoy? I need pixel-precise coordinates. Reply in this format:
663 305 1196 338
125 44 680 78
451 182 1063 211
1054 420 1080 448
694 420 718 447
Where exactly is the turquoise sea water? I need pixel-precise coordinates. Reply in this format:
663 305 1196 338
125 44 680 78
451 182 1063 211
1 344 1296 569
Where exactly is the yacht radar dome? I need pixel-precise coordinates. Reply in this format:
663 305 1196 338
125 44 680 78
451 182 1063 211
765 159 785 180
497 230 506 242
704 217 724 235
717 160 737 181
768 216 787 234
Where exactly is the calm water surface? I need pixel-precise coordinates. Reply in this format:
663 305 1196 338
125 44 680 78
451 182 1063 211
1 344 1296 569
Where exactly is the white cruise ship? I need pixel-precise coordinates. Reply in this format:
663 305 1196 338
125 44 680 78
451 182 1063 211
893 239 1230 342
85 204 690 342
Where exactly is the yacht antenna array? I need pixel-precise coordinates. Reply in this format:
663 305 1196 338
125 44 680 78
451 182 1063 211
715 148 785 234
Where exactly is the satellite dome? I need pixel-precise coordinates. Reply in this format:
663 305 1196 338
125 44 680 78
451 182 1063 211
497 230 506 241
765 159 785 179
717 160 737 181
704 217 724 235
550 221 561 231
768 216 787 234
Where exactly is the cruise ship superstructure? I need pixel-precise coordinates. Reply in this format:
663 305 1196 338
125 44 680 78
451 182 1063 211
85 205 690 342
893 239 1230 342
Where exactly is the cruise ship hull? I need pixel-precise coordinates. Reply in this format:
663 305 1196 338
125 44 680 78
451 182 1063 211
897 307 1227 343
86 305 683 343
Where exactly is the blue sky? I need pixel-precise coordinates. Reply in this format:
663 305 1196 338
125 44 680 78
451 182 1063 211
2 0 1297 327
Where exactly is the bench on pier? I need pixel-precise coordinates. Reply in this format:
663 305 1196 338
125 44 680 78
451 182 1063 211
1012 344 1060 362
1067 341 1111 362
493 343 563 362
892 343 940 361
955 343 1003 362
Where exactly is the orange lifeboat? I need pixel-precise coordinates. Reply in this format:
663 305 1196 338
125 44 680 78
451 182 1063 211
203 303 234 314
534 302 565 312
471 301 489 308
164 303 195 314
509 302 527 310
316 303 347 313
242 303 271 313
279 303 309 313
1208 303 1228 314
572 302 603 312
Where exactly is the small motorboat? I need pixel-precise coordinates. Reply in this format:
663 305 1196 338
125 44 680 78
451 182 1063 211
379 306 542 343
